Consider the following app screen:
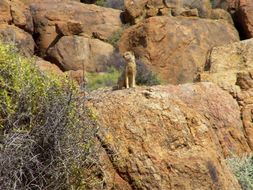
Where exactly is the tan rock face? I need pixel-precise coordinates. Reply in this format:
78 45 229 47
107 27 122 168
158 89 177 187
10 0 34 33
234 0 253 39
88 83 245 190
210 8 234 24
212 0 240 12
30 1 122 52
119 16 239 84
0 0 33 33
0 24 35 56
47 36 114 72
199 38 253 148
35 57 63 75
124 0 213 23
22 0 79 4
0 0 11 24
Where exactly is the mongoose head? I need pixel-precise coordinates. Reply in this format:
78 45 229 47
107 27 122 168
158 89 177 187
123 51 135 62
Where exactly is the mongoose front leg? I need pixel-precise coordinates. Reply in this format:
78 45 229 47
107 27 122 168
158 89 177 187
132 75 136 88
126 76 129 88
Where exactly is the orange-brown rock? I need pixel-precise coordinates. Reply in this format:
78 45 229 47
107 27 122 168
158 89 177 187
0 0 33 33
123 0 213 23
234 0 253 39
47 36 114 72
119 16 239 84
10 0 34 33
22 0 79 4
65 70 87 86
35 57 63 75
88 83 246 189
30 1 122 53
0 24 35 56
0 0 11 24
212 0 240 13
55 21 84 36
199 38 253 149
210 8 234 24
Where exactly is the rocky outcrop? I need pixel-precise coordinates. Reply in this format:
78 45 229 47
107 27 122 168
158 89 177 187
119 16 239 84
0 0 11 24
123 0 230 23
22 0 80 5
88 83 247 189
30 1 122 53
0 0 33 33
211 0 240 13
35 57 64 75
47 36 114 72
0 24 35 56
234 0 253 39
199 38 253 148
199 38 253 94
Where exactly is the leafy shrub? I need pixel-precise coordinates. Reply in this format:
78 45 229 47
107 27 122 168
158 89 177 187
135 59 161 86
0 41 102 189
95 0 106 6
86 68 120 91
227 155 253 190
106 24 130 48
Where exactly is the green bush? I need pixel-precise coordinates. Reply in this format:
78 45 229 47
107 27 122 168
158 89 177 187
0 41 102 189
227 154 253 190
106 24 130 48
86 68 120 91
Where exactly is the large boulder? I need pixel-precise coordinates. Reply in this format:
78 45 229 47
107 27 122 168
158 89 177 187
10 0 34 33
0 0 33 33
30 1 122 53
199 38 253 148
234 0 253 39
200 38 253 94
123 0 213 23
211 0 240 13
88 83 246 189
0 0 11 24
47 36 114 72
0 24 35 56
23 0 79 4
35 57 64 75
119 16 239 84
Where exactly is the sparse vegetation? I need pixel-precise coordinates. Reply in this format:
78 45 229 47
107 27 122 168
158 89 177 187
106 24 130 48
92 0 124 10
227 154 253 190
86 68 120 91
0 41 102 189
135 59 161 86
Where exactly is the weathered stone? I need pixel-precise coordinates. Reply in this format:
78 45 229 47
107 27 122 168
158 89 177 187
119 16 239 84
35 57 63 75
211 0 240 13
210 8 234 24
0 24 35 56
124 0 212 23
88 83 245 190
199 38 253 148
10 0 34 33
234 0 253 39
47 36 114 72
0 0 11 24
30 1 122 53
56 21 84 36
65 70 86 86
